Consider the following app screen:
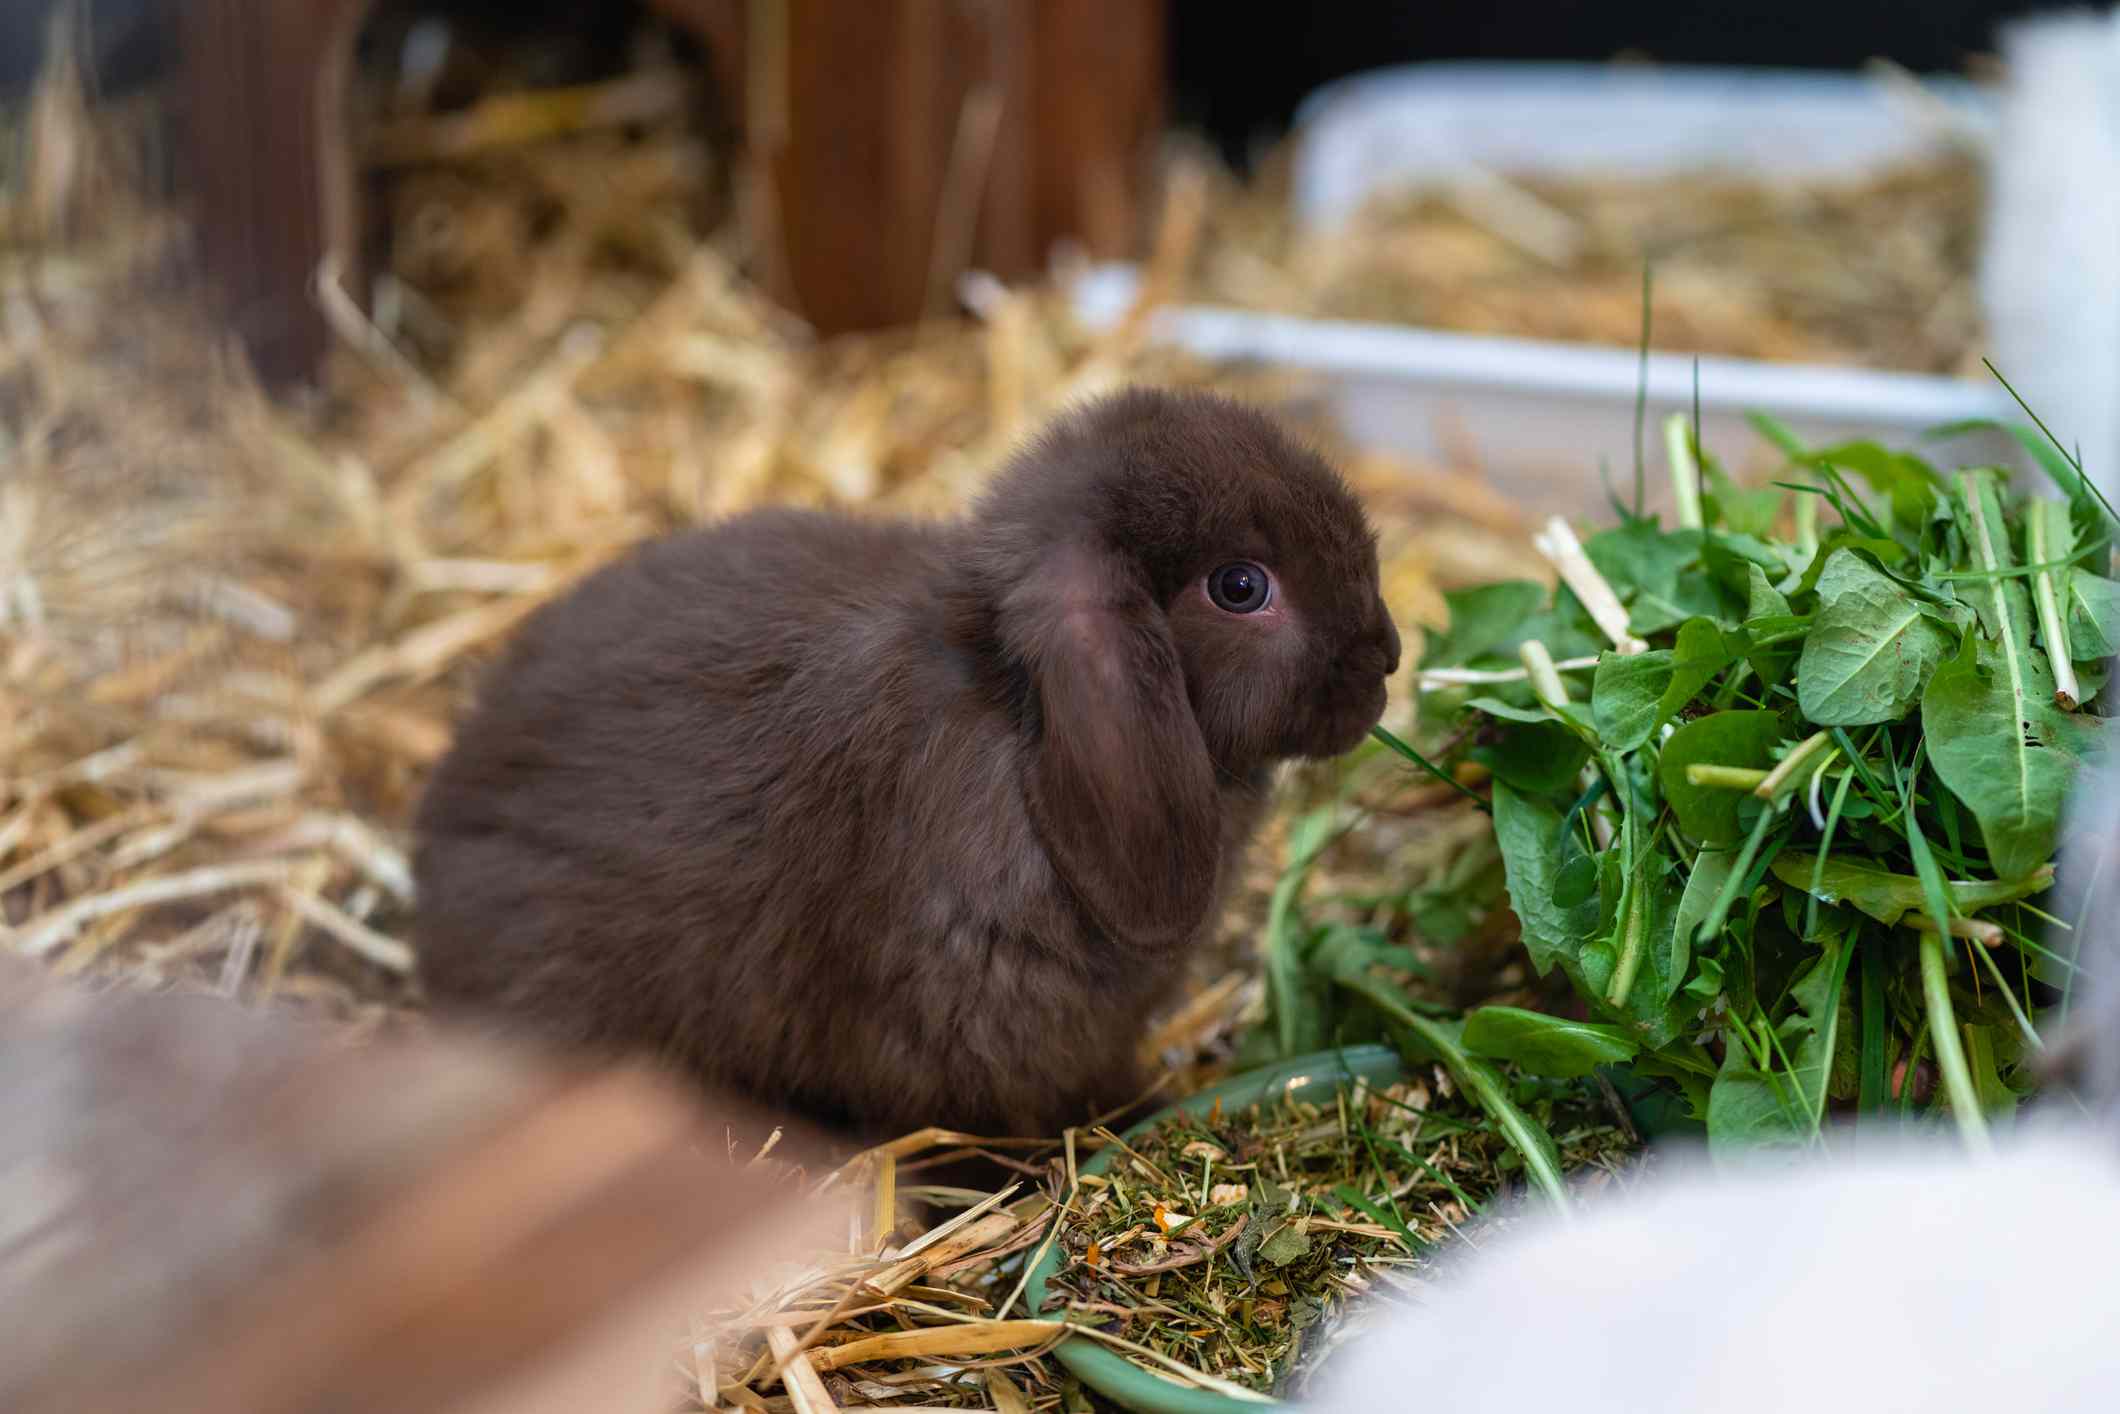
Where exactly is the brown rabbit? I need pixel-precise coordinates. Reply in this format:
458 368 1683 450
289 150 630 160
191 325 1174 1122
413 387 1400 1139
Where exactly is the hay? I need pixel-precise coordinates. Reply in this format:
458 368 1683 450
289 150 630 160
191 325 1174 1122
0 27 1523 1019
1185 123 1988 376
0 24 1548 1410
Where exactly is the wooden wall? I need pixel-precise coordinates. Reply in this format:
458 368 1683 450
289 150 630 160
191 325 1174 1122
173 0 1167 384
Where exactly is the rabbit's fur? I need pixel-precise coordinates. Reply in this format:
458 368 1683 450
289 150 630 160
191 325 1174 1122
414 388 1399 1138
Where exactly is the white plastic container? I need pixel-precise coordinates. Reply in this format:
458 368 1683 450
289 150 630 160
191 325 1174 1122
1288 62 1994 226
1069 63 2024 515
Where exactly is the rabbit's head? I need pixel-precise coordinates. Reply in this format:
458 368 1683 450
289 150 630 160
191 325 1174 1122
973 387 1399 766
960 388 1397 947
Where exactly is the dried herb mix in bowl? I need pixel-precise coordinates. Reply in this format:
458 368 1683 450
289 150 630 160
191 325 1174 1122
1043 1070 1637 1398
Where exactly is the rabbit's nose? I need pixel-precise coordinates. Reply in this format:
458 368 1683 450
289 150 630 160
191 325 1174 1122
1376 602 1402 676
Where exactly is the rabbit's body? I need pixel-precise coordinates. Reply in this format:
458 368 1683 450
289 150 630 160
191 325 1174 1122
416 390 1397 1137
418 511 1265 1134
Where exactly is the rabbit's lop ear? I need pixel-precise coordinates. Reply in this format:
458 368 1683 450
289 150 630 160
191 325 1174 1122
1008 544 1221 949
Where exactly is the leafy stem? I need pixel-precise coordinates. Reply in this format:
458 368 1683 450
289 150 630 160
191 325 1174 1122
1605 854 1651 1007
1917 929 1992 1152
1533 517 1646 655
1605 757 1650 1007
1665 413 1704 531
1518 639 1571 710
1793 482 1820 561
1686 764 1772 791
2028 498 2081 710
1755 730 1834 801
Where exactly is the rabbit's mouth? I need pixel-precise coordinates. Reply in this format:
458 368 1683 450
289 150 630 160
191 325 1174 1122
1300 672 1391 759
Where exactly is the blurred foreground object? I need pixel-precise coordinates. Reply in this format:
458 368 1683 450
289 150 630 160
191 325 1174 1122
1982 7 2120 500
1312 1128 2120 1413
0 959 847 1414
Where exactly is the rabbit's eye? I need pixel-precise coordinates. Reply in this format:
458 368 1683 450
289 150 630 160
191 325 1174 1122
1207 562 1271 613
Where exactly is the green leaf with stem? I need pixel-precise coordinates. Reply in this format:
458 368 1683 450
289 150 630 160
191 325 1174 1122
1604 792 1653 1007
1768 854 2055 929
1796 549 1954 725
1666 413 1704 530
1924 479 2107 879
1805 770 1856 940
1660 710 1784 845
1463 1004 1642 1077
2067 572 2120 660
1674 847 1735 967
1419 581 1550 668
1491 782 1602 981
1472 720 1590 794
1748 410 1810 462
1962 1024 2019 1122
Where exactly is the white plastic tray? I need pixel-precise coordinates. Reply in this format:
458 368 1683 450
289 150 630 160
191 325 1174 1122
1289 62 1995 227
1068 63 2021 515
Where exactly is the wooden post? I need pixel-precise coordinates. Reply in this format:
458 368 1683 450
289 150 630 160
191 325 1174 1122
174 0 369 386
1030 0 1166 261
652 0 1166 332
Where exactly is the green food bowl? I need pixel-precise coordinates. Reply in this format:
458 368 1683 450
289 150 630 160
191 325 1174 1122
1022 1045 1407 1413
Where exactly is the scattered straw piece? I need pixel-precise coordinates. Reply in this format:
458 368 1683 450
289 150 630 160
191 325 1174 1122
11 861 299 957
804 1318 1061 1374
278 887 415 974
765 1326 839 1414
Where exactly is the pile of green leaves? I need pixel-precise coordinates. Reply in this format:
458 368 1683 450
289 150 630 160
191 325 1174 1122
1400 409 2116 1151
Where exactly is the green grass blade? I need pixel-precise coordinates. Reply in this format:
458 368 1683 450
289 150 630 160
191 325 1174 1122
1748 411 1811 461
1696 801 1779 943
1369 725 1489 812
1264 807 1336 1059
1374 1134 1485 1214
1330 969 1572 1214
1633 262 1653 519
1968 930 2046 1053
1858 929 1888 1114
1333 1184 1423 1252
1983 358 2120 523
